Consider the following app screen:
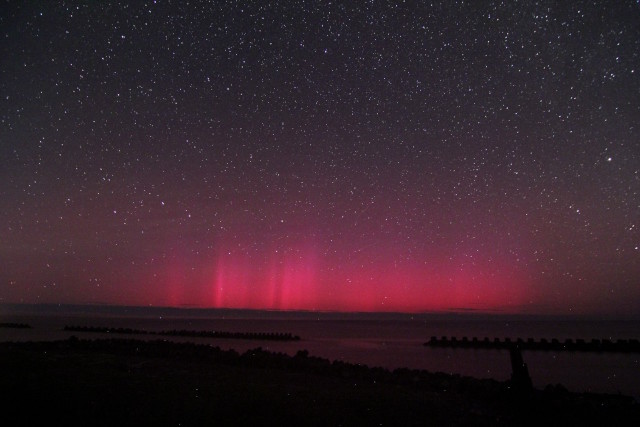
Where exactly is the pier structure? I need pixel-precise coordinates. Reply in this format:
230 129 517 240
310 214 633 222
425 335 640 392
424 336 640 353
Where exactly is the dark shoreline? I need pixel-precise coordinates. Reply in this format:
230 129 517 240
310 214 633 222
1 337 638 426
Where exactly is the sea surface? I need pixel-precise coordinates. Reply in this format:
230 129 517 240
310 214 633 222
1 305 639 400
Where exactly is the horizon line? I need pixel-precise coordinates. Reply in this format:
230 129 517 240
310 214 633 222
1 302 638 320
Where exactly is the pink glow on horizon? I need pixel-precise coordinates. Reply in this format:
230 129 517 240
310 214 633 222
140 246 534 313
204 245 321 310
312 259 531 313
78 236 536 313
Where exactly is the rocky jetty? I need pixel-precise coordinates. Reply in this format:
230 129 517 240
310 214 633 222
425 336 640 353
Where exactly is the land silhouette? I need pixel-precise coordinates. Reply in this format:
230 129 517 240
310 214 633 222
1 337 638 426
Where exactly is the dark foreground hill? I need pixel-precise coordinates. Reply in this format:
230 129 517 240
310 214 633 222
0 338 637 427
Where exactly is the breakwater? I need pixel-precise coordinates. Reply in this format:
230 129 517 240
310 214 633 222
0 322 32 329
425 336 640 353
64 325 300 341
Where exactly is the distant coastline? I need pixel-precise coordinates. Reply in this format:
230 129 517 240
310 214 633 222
3 302 638 321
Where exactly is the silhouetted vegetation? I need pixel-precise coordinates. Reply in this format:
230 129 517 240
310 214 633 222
1 338 638 426
425 336 640 353
63 325 300 341
0 322 31 329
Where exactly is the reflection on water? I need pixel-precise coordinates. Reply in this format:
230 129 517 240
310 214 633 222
1 311 639 399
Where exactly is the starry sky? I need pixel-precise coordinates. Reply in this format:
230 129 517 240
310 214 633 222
1 1 639 316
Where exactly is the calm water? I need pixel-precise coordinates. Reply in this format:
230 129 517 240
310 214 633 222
1 306 639 399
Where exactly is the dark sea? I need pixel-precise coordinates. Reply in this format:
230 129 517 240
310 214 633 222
1 304 639 400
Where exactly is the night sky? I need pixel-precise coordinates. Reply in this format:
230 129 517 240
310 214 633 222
1 1 639 316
